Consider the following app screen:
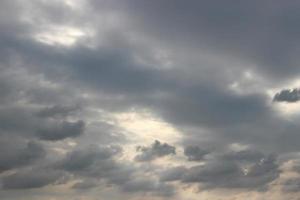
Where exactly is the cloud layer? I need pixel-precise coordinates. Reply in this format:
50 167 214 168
1 0 300 199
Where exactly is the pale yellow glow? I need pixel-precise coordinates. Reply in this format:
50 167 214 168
63 0 82 9
274 102 300 116
229 143 250 151
35 26 86 46
114 110 182 144
51 147 68 155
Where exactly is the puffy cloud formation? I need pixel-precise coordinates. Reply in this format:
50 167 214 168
135 140 176 161
274 88 300 102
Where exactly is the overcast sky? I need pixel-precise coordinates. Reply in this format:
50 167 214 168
2 1 300 199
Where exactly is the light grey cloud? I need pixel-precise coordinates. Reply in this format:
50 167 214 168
135 140 176 162
71 179 98 190
121 178 175 197
282 178 300 192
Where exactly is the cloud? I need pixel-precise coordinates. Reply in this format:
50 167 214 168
135 140 176 162
2 0 300 199
71 179 98 190
160 152 280 190
221 149 265 163
121 178 175 197
55 145 135 187
91 0 300 81
54 145 175 196
1 169 65 189
184 146 209 161
36 105 80 118
56 145 122 171
282 178 300 192
36 120 85 141
0 141 45 172
273 88 300 102
159 166 187 182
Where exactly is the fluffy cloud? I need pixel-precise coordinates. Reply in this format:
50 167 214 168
135 140 176 162
273 88 300 102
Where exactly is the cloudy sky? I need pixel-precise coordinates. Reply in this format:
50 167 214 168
2 0 300 199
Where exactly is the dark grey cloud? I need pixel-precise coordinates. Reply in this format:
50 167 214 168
184 146 209 161
273 88 300 103
188 156 279 190
1 169 65 189
135 140 176 162
0 141 45 173
55 145 136 188
155 87 270 128
36 105 80 118
160 152 280 190
91 0 300 82
182 160 242 188
56 145 121 171
36 120 85 141
221 149 265 163
0 66 86 142
159 166 187 182
1 0 300 198
54 145 174 196
0 105 39 135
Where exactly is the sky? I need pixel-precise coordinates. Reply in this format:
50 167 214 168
2 0 300 199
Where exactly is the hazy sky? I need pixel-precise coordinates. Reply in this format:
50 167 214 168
2 1 300 199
